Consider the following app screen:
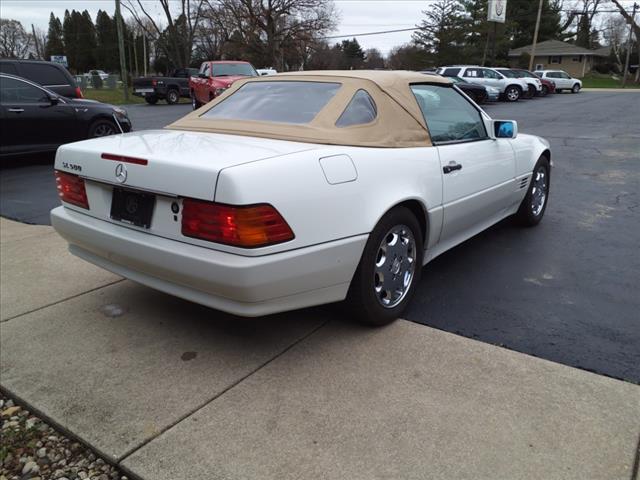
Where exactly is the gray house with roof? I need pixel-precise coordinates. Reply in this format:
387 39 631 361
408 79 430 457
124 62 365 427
508 39 610 78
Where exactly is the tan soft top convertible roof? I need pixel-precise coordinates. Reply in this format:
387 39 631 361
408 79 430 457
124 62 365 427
167 70 452 148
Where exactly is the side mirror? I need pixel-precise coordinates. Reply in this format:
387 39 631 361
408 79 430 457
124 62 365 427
198 73 207 79
492 120 517 139
49 94 60 105
260 72 268 76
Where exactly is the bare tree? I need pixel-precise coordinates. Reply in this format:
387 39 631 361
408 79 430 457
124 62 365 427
208 0 337 70
0 19 32 58
602 14 627 71
609 0 639 81
123 0 206 68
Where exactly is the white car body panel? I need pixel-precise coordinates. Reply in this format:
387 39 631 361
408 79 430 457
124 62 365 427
51 96 551 317
534 70 582 90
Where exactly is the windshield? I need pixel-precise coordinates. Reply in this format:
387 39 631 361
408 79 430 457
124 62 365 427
497 69 519 78
201 81 341 124
450 77 468 84
213 63 257 77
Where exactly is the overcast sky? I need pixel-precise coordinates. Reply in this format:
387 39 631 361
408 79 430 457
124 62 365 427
1 0 428 55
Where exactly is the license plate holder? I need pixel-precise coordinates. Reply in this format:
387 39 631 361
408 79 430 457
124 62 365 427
110 187 155 229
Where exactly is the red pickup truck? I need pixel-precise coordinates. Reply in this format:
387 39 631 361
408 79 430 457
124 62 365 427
189 61 259 109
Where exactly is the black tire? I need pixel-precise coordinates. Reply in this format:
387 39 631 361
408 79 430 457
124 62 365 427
571 83 581 94
556 88 563 93
346 206 423 326
166 89 179 104
88 119 118 138
504 85 521 102
541 85 549 96
191 93 201 110
515 156 550 227
145 96 158 105
476 91 487 104
525 85 535 99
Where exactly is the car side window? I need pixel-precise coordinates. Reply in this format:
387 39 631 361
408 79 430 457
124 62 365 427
200 63 210 76
482 69 501 79
0 77 49 104
20 64 69 86
411 84 487 144
0 63 18 75
560 72 571 79
443 68 461 77
335 89 377 127
463 68 482 78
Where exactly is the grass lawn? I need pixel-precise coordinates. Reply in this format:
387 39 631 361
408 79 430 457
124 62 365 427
80 88 191 105
581 74 640 89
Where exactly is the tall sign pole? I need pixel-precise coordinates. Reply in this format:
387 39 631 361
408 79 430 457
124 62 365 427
115 0 129 102
529 0 544 72
487 0 507 66
622 2 638 87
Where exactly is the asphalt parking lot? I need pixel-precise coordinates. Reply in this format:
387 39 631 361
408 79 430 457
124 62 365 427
1 92 639 384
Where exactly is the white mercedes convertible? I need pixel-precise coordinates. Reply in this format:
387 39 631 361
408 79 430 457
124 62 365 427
51 71 551 325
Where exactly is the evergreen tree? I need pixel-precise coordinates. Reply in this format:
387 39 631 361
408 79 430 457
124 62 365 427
95 11 118 72
506 0 563 48
339 38 365 69
62 10 78 72
77 10 97 71
413 0 466 66
44 13 64 60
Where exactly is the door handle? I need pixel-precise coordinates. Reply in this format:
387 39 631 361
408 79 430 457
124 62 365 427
8 108 24 113
443 162 463 174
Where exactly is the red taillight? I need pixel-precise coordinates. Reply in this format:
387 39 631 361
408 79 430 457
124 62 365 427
181 199 294 248
55 171 89 209
151 79 157 87
75 86 83 98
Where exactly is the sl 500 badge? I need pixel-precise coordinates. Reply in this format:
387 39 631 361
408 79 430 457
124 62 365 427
62 162 82 172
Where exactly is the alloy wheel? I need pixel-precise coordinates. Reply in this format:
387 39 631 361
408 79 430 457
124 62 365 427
506 87 519 101
531 167 548 217
373 225 417 309
93 123 115 137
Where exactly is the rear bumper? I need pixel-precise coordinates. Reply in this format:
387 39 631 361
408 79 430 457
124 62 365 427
50 206 367 317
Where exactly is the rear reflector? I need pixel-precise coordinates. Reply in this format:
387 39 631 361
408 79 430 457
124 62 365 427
55 171 89 209
101 153 148 165
181 199 294 248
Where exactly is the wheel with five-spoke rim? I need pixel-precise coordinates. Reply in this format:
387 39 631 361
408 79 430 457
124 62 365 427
347 206 423 326
504 85 521 102
166 89 179 104
515 155 550 226
88 120 117 138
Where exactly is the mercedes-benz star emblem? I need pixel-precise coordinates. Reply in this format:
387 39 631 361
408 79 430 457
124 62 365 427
115 163 127 183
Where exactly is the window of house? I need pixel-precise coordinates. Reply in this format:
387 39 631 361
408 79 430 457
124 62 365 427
549 56 561 64
571 56 582 62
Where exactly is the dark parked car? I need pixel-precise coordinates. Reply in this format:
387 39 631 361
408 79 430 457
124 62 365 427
132 68 198 104
0 74 131 157
448 76 493 103
0 59 82 98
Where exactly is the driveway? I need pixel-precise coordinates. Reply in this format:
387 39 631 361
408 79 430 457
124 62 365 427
1 93 639 383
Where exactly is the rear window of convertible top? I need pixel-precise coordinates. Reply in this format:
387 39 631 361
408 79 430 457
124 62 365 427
201 81 341 124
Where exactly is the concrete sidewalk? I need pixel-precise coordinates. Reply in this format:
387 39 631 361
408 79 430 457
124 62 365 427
1 218 639 480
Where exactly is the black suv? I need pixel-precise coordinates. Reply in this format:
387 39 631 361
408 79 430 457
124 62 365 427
0 59 82 98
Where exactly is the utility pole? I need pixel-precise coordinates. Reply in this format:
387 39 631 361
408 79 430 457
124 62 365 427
31 24 42 59
622 2 638 87
529 0 544 72
115 0 129 101
143 33 147 76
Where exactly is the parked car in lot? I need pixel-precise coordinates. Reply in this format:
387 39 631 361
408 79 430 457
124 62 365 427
494 67 541 98
436 66 530 102
133 68 198 105
50 71 551 325
447 76 500 103
510 69 555 96
190 60 258 109
0 59 83 98
85 70 109 81
534 70 581 93
0 74 131 157
257 68 278 76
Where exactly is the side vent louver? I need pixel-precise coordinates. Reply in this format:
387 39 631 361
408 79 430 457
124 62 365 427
519 177 529 190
